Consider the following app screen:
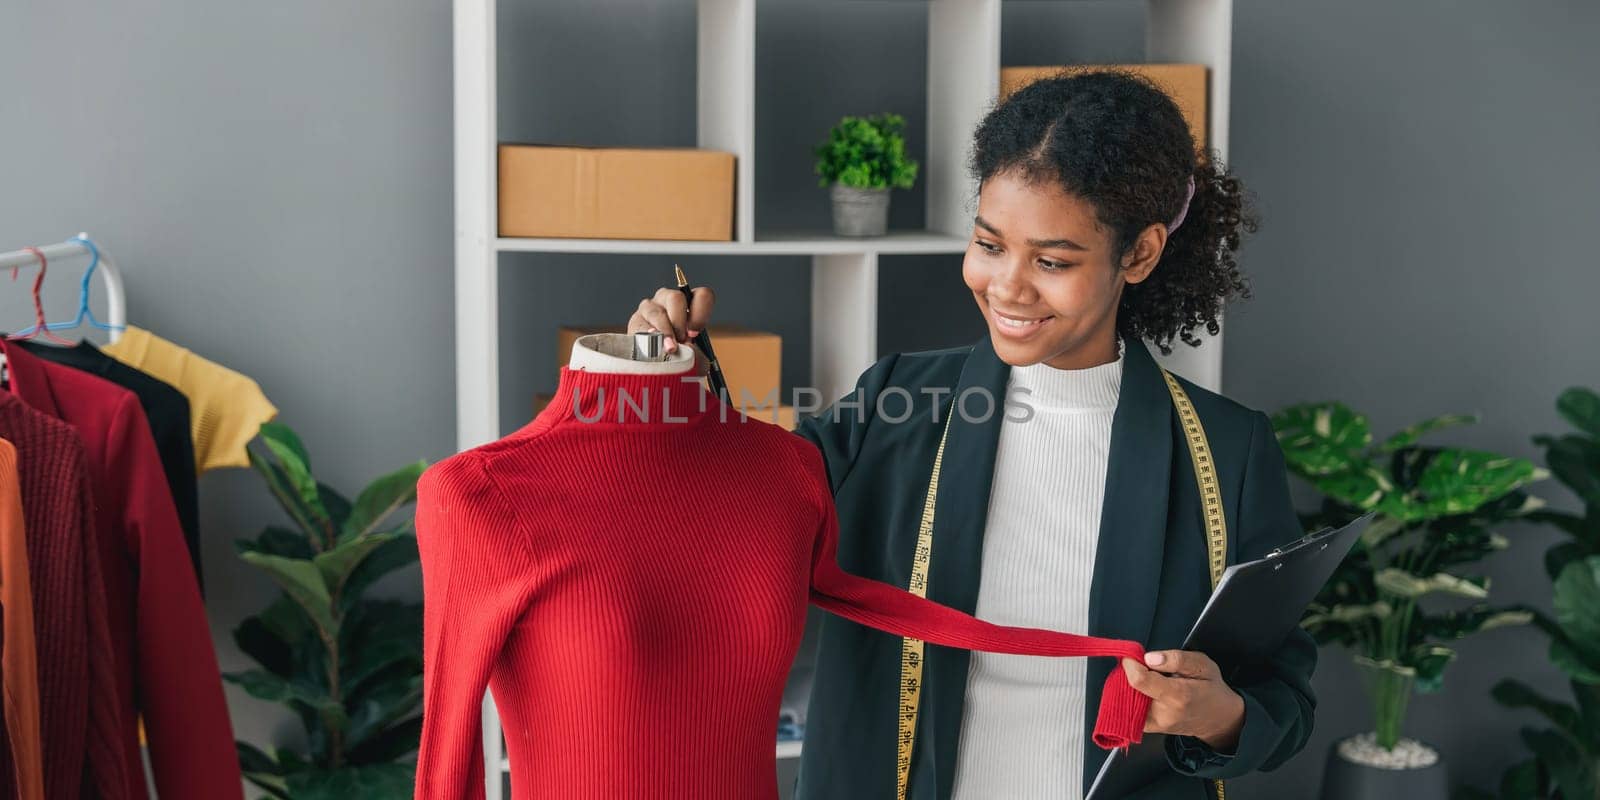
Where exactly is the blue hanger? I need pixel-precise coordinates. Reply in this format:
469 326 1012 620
14 234 125 337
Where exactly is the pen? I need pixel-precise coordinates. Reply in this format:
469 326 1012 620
674 264 730 401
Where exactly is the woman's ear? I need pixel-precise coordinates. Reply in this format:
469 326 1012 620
1119 223 1167 285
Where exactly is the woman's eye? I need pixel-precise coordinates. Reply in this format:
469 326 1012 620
1038 259 1067 271
975 240 1001 254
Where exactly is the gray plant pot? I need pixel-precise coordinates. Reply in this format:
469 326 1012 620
830 184 891 237
1319 735 1448 800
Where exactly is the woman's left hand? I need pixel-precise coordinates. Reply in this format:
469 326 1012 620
1120 651 1246 752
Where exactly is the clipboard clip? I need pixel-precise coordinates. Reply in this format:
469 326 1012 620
1265 513 1380 560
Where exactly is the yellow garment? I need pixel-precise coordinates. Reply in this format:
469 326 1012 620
0 437 44 800
101 326 278 473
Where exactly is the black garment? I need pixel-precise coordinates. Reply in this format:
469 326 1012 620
14 339 203 593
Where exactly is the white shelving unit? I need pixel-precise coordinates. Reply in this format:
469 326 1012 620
452 1 1231 797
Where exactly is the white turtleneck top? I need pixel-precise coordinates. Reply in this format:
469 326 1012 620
950 336 1126 800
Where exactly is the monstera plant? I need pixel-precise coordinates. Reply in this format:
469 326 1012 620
1465 387 1600 800
1272 403 1545 750
227 422 428 799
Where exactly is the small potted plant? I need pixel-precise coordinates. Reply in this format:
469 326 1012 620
1272 403 1545 800
813 113 919 237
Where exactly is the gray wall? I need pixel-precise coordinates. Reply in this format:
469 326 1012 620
4 1 1595 797
1223 2 1600 796
0 0 455 756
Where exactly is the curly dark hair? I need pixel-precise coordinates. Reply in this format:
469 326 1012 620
969 70 1256 354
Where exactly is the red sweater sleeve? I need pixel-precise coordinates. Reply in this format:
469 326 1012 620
807 496 1150 750
106 395 242 798
415 454 541 800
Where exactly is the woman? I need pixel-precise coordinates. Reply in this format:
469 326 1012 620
629 71 1315 800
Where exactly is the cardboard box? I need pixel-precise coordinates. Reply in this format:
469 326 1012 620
999 64 1209 148
557 325 781 411
499 144 736 240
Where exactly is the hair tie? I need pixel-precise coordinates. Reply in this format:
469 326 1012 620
1166 175 1196 235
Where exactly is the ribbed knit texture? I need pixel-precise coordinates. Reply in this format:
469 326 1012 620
0 393 127 800
952 338 1125 800
416 362 1151 800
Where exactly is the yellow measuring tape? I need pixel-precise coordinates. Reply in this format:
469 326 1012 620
894 370 1227 800
1162 370 1228 800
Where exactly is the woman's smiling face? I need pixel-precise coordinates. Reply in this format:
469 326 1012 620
963 169 1160 370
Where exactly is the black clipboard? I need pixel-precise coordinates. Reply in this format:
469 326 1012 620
1085 512 1373 799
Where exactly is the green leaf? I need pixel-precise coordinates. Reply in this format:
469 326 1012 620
249 449 326 543
1519 727 1597 800
1375 568 1489 599
239 551 337 637
260 422 312 471
1378 413 1478 452
1413 449 1547 518
1543 434 1600 507
1497 759 1543 800
1418 605 1532 639
319 482 353 532
1528 508 1599 543
1359 515 1407 548
345 716 423 764
340 600 422 694
224 669 344 730
233 614 295 679
1410 644 1456 693
1493 679 1583 738
1302 601 1392 629
314 533 401 596
284 764 416 800
340 460 426 543
1553 556 1600 669
1551 635 1600 684
236 740 290 798
237 740 282 775
1312 467 1401 515
258 424 332 532
339 535 418 614
1546 541 1592 582
235 526 316 560
345 673 424 751
1557 387 1600 439
1271 403 1372 477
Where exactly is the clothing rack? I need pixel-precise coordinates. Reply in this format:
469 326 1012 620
0 233 128 344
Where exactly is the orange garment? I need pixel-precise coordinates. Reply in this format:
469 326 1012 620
0 437 44 800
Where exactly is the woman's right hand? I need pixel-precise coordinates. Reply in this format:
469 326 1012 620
627 285 717 356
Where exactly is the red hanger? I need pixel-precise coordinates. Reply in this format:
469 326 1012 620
8 247 76 346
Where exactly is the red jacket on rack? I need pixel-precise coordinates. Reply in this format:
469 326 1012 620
1 340 242 800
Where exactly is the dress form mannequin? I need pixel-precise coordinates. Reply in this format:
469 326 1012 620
568 332 696 375
413 333 1150 800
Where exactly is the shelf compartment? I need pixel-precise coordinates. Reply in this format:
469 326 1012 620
495 229 967 256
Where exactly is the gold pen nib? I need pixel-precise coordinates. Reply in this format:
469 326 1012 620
674 263 689 288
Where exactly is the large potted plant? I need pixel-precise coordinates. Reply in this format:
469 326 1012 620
813 112 919 237
1272 403 1545 800
1463 387 1600 800
226 422 428 799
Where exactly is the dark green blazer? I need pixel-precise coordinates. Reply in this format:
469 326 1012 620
791 334 1317 800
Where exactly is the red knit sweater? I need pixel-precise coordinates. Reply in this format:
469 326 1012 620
416 365 1150 800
